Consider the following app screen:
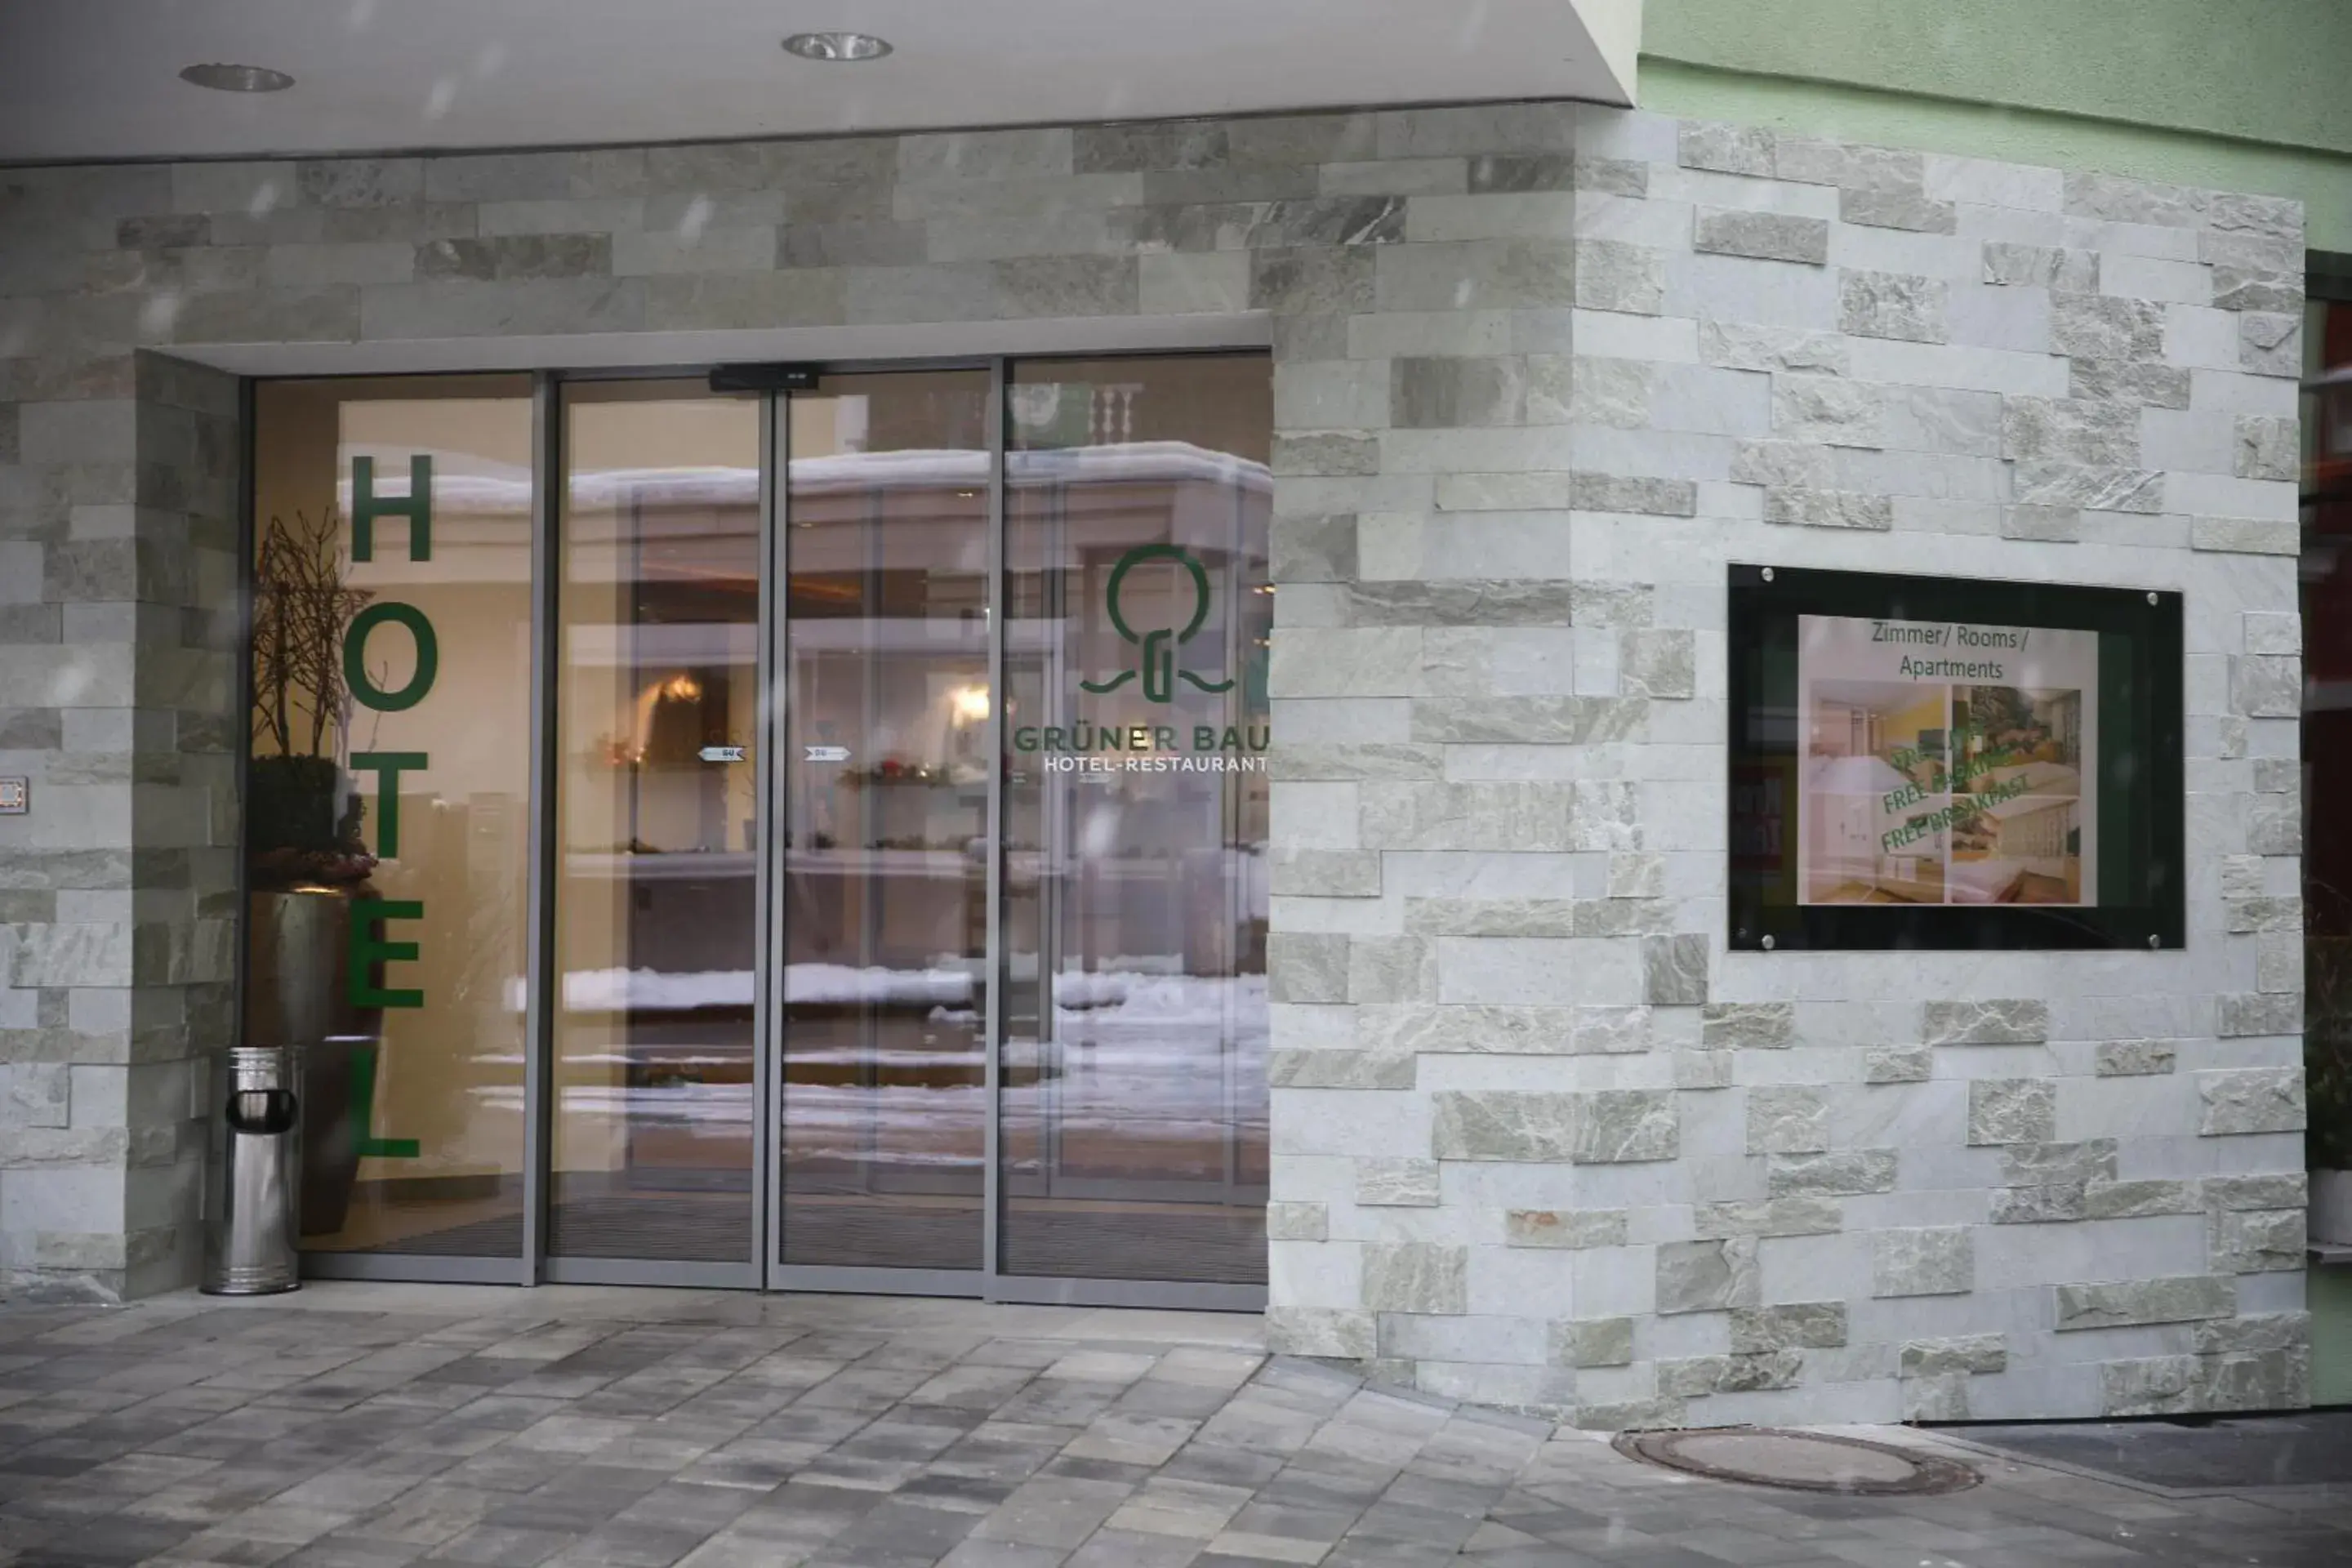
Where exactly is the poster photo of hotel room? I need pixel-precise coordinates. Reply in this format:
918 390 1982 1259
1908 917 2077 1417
1798 613 2097 909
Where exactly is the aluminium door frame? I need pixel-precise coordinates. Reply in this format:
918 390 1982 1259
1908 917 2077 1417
293 371 550 1287
758 357 1263 1313
763 363 994 1298
527 359 982 1290
533 370 763 1290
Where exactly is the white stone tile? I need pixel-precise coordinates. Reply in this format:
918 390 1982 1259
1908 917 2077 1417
1271 782 1361 849
1829 221 1980 278
1568 309 1701 363
1954 205 2069 244
2163 303 2245 368
1924 154 2065 211
1348 310 1515 358
1574 193 1697 248
1413 513 1577 579
1405 192 1578 242
1380 426 1576 474
1570 1247 1660 1316
1663 252 1839 328
1273 359 1390 429
1270 895 1406 937
610 227 775 275
1268 1238 1362 1306
1270 1005 1359 1052
1974 1216 2207 1290
1648 363 1772 436
1140 250 1252 314
1846 338 2071 396
1647 167 1840 217
1943 280 2050 352
2055 1074 2203 1141
2140 408 2237 474
1756 1232 1873 1303
1269 1088 1430 1158
1573 106 1682 162
1332 159 1474 199
2062 218 2203 260
1276 698 1415 745
2170 471 2296 521
1437 937 1643 1004
2188 368 2299 416
2100 252 2212 304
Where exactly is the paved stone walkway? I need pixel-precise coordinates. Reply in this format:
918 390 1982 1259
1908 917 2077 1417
2 1285 2348 1568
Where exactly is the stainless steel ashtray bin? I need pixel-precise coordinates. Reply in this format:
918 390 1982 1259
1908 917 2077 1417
203 1044 303 1296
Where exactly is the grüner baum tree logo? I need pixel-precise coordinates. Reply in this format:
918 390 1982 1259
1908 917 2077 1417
1010 539 1267 773
1081 543 1236 704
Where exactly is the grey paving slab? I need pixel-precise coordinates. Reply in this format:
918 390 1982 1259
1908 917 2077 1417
0 1289 2346 1568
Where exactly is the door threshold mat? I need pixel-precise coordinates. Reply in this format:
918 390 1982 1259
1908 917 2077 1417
1940 1410 2352 1494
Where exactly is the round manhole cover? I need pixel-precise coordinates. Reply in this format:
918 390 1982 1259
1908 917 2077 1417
1615 1428 1980 1495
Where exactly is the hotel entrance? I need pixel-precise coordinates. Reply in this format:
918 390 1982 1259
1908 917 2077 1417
251 355 1271 1307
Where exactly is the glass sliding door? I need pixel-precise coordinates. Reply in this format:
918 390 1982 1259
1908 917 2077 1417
258 354 1271 1300
250 376 535 1271
774 372 994 1279
1000 354 1273 1289
550 381 762 1269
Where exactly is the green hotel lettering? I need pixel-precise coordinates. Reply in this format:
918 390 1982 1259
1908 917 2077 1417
343 455 437 1013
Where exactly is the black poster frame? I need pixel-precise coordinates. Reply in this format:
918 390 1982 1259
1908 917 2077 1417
1727 563 2185 952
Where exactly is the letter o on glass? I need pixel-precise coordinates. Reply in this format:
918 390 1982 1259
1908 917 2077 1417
344 602 439 712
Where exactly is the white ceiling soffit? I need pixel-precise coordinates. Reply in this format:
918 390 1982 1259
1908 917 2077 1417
0 0 1638 165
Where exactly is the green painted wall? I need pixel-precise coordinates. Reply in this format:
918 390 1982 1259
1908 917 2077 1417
1643 0 2352 252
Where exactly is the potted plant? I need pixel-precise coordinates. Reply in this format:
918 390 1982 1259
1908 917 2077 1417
247 508 381 1236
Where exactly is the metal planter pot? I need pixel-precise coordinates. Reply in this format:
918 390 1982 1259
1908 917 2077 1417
247 889 378 1237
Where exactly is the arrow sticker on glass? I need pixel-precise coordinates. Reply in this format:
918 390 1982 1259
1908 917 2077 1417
804 745 850 763
698 745 746 763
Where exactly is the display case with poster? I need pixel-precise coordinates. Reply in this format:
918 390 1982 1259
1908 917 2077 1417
1727 564 2184 951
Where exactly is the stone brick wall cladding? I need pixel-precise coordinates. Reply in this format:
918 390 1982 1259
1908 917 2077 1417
0 102 2309 1423
1261 109 2310 1427
0 341 238 1301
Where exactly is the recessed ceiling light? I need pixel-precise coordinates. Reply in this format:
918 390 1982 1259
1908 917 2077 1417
180 62 296 93
782 31 892 62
